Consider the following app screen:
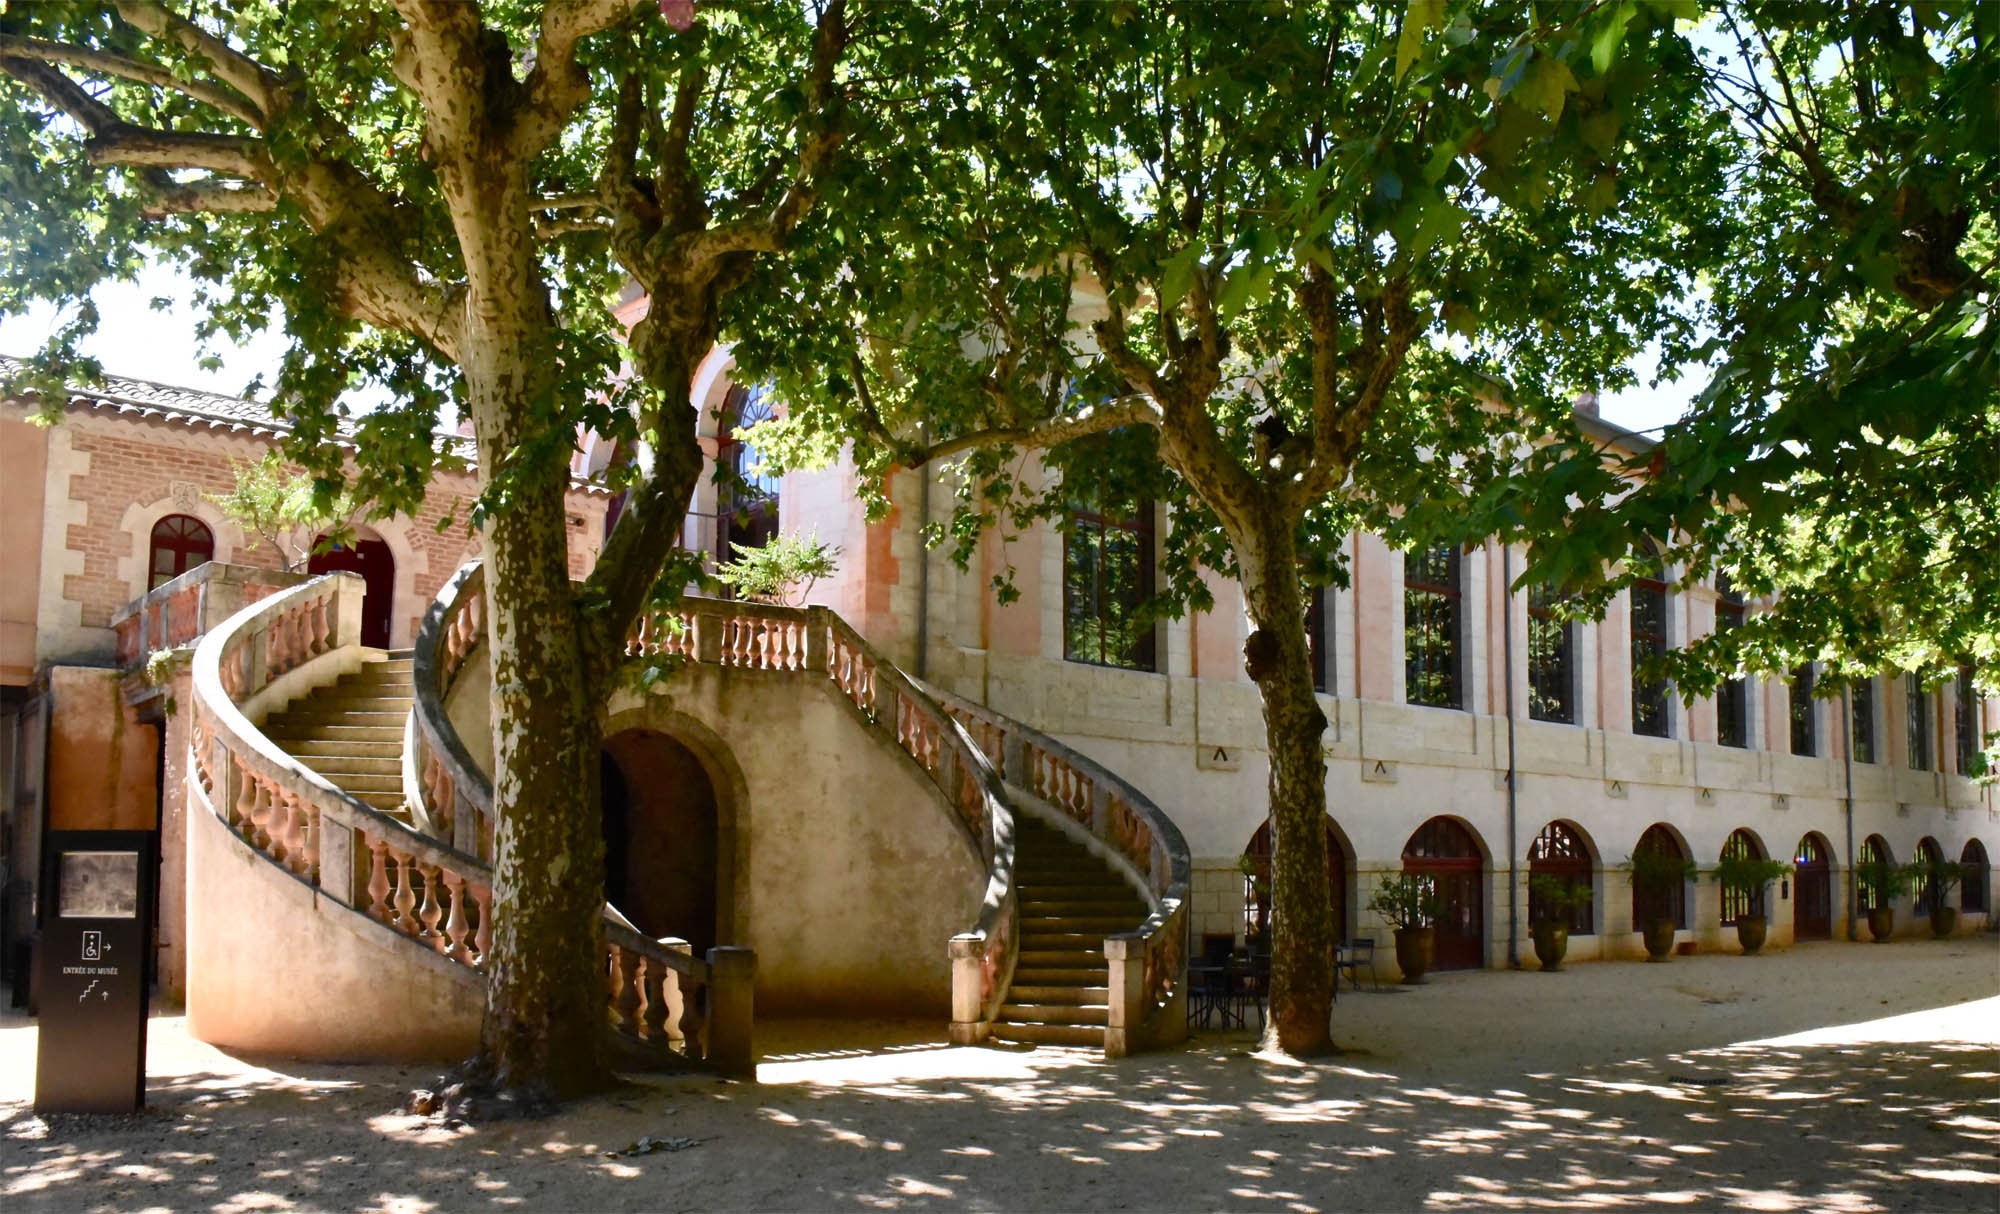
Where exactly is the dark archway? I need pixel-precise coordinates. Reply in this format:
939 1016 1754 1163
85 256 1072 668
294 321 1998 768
1793 832 1833 940
1962 840 1991 915
1241 816 1351 951
1913 836 1947 914
1528 820 1596 934
309 532 395 648
1857 834 1895 913
601 728 720 956
1632 823 1690 930
1403 816 1485 970
1719 828 1770 924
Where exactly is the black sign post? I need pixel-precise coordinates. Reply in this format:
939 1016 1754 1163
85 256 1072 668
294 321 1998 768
34 829 156 1114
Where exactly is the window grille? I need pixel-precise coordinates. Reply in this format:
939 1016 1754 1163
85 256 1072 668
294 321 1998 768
1404 547 1463 709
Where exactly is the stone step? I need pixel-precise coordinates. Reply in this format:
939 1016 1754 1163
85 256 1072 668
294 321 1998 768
299 695 410 714
999 1002 1107 1027
1019 916 1137 933
1016 948 1102 969
264 724 403 743
350 790 409 812
294 755 401 778
322 772 403 793
1010 966 1107 986
267 709 407 728
1021 932 1108 950
283 739 403 760
1006 984 1109 1004
989 1022 1104 1048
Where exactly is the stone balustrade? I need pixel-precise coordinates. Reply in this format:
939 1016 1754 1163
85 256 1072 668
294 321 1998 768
112 562 311 669
935 692 1192 1057
412 566 1022 1050
193 569 753 1075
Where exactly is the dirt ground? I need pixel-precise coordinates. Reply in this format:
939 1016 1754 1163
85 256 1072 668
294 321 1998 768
4 936 1997 1213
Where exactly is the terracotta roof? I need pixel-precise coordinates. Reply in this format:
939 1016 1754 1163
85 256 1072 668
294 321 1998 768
0 354 300 438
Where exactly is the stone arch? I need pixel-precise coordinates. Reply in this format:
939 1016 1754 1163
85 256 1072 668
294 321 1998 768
1528 819 1597 934
1402 815 1487 970
1631 822 1693 931
118 493 240 600
601 704 748 950
1239 814 1354 952
1792 831 1835 940
1719 827 1771 924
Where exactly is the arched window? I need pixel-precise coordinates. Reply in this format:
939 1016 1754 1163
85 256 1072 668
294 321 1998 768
1857 835 1894 912
1913 837 1947 914
1528 821 1594 933
1630 554 1672 737
1962 840 1990 914
1527 584 1576 725
1403 817 1485 970
1632 823 1689 929
149 514 214 590
1240 818 1348 949
1404 547 1463 709
1714 575 1749 747
715 383 781 562
1719 829 1769 925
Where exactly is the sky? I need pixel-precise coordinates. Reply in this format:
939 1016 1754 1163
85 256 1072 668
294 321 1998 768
0 263 1698 437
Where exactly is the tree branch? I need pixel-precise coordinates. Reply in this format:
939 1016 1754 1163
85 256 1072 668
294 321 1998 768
137 177 278 217
917 394 1164 466
512 0 644 158
113 0 284 122
0 34 265 128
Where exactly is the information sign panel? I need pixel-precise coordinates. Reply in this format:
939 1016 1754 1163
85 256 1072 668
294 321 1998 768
34 830 156 1114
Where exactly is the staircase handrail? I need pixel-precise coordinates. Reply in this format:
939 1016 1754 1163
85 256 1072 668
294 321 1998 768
193 571 749 1073
410 560 495 856
928 692 1190 1052
413 565 1020 1041
113 561 312 667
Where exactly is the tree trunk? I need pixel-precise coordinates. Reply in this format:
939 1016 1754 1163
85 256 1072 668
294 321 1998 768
1236 524 1337 1056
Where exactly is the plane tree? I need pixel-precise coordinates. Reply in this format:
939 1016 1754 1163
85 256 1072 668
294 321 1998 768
0 0 937 1107
743 0 1728 1053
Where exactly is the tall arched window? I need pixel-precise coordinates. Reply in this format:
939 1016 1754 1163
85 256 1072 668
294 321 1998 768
149 514 214 590
1857 834 1894 912
1403 817 1485 969
1719 829 1769 925
1630 558 1671 737
1962 840 1990 915
1526 584 1576 725
715 383 781 562
1404 547 1463 709
1241 818 1348 948
1714 575 1749 747
1632 823 1689 929
1913 837 1947 914
1528 821 1594 933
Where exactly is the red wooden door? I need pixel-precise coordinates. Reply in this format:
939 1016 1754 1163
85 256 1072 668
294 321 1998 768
1404 817 1485 970
1793 834 1832 941
309 538 396 649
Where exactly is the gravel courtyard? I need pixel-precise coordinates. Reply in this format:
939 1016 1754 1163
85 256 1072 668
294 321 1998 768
5 936 1996 1212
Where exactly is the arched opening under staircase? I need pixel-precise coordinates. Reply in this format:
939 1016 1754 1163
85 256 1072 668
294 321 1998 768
1403 816 1486 970
601 727 722 957
1240 816 1352 952
308 527 395 648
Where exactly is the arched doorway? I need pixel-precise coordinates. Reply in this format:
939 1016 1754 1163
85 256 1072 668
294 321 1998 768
1403 817 1485 970
1631 823 1690 930
715 383 781 564
1719 829 1770 925
1962 840 1991 915
309 529 395 648
1241 817 1350 951
1913 837 1947 915
1528 821 1595 934
601 728 720 956
1793 832 1833 940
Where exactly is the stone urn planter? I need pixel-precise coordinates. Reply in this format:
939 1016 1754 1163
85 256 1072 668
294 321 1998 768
1734 913 1769 956
1394 926 1435 985
1641 916 1677 962
1930 906 1958 938
1867 906 1896 941
1531 921 1569 972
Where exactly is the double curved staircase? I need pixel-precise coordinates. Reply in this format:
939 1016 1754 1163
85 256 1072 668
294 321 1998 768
176 562 1189 1071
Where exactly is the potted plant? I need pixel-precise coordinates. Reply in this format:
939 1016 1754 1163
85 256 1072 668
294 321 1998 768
1907 858 1966 938
1710 855 1790 955
1624 849 1697 962
1368 873 1439 985
1855 856 1908 941
1527 874 1588 972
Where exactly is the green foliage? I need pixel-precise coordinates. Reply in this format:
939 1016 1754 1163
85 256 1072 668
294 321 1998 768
1623 848 1698 894
713 531 841 607
208 450 362 571
1906 858 1965 897
1368 873 1440 930
1855 856 1910 904
1528 872 1589 919
1709 855 1789 895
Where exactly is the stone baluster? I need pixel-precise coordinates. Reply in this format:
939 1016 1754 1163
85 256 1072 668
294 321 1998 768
440 870 472 963
471 882 493 963
392 849 419 930
612 946 642 1036
641 955 671 1042
366 837 393 922
419 865 446 950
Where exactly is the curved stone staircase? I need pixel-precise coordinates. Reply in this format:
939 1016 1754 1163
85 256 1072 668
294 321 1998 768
181 562 1188 1068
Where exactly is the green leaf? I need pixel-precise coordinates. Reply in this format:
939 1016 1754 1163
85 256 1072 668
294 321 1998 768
1591 2 1636 74
1516 56 1580 121
1395 0 1447 84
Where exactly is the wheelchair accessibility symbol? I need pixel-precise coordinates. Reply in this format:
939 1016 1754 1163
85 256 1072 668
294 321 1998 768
81 931 102 961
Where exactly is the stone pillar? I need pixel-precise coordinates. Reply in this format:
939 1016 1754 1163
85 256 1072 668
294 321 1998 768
948 932 988 1044
157 659 195 1003
804 606 829 672
1102 934 1142 1059
705 945 757 1078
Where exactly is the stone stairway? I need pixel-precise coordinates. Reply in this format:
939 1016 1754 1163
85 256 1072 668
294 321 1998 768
994 813 1152 1048
260 652 416 819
